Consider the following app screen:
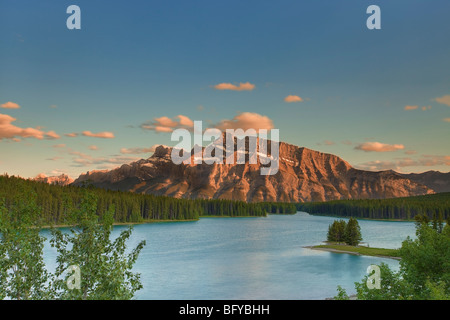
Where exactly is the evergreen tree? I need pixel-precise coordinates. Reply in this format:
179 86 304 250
344 217 362 246
327 220 347 243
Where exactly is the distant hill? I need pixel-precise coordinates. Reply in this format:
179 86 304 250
297 192 450 221
399 171 450 193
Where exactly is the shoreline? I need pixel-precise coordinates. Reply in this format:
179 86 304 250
304 244 401 260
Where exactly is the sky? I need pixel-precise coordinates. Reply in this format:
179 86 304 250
1 0 450 179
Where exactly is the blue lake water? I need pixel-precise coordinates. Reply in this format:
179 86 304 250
42 213 416 300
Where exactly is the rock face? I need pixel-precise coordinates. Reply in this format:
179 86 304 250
399 171 450 193
72 137 435 202
34 173 74 186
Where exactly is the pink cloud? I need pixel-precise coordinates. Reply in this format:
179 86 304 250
65 133 78 137
355 141 405 152
1 101 21 109
435 95 450 106
0 113 47 140
356 155 450 172
120 145 158 154
89 145 99 150
45 130 60 140
213 82 255 91
284 95 303 103
141 115 194 133
82 131 115 139
214 112 274 131
443 118 450 123
404 105 418 111
177 115 194 127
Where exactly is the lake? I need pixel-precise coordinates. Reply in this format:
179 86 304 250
42 212 416 300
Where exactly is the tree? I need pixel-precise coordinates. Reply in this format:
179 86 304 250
50 191 146 300
335 221 450 300
344 217 362 246
0 188 147 300
398 222 450 298
327 220 347 243
0 189 51 300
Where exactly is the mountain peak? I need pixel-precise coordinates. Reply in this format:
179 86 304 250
72 138 434 202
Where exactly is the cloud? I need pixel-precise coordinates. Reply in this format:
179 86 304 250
177 115 194 127
341 140 353 145
443 118 450 123
0 113 57 140
120 145 159 154
355 141 405 152
46 156 63 161
65 133 78 137
213 82 255 91
404 105 418 111
356 155 450 172
45 130 60 140
1 101 21 109
421 105 432 111
53 144 66 148
89 145 99 150
82 131 115 139
434 95 450 106
284 95 303 103
69 150 140 167
214 112 274 131
141 115 194 133
404 150 417 155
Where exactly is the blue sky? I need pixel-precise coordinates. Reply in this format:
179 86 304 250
1 0 449 178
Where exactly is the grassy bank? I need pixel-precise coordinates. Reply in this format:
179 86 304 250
307 243 401 260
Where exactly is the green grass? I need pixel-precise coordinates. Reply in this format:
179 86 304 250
312 243 400 259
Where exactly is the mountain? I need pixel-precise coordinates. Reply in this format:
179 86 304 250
34 173 74 186
72 135 434 202
399 171 450 193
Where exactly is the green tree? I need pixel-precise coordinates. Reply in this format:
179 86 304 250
335 221 450 300
50 191 146 300
327 220 347 243
344 217 362 246
353 263 412 300
398 222 450 298
0 190 51 300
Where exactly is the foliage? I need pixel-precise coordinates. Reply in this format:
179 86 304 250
0 175 296 226
0 188 146 300
344 217 362 246
334 220 450 300
326 218 362 245
327 220 346 243
334 285 349 300
298 192 450 221
0 187 51 300
50 191 146 300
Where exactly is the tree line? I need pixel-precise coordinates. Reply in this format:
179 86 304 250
296 192 450 221
0 175 296 225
